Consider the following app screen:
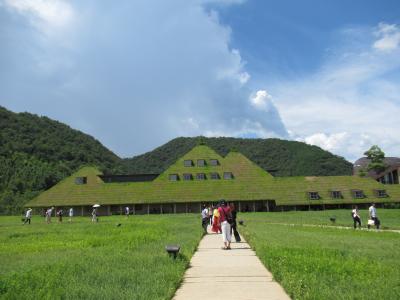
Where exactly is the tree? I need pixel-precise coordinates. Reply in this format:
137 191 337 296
364 145 386 173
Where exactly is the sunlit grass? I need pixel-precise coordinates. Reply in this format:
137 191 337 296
239 208 400 229
0 215 202 299
240 209 400 300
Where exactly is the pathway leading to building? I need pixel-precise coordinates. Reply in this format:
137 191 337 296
173 230 291 300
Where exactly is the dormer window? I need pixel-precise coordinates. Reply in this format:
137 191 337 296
184 160 193 167
75 177 87 185
183 173 192 181
223 172 233 180
375 189 387 198
308 192 320 200
210 159 219 166
197 159 206 167
352 190 364 199
331 191 342 199
196 173 206 180
210 172 220 180
169 174 179 181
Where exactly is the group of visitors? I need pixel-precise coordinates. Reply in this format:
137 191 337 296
351 203 381 229
22 207 74 224
201 200 241 250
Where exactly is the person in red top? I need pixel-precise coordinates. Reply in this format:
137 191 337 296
218 200 232 250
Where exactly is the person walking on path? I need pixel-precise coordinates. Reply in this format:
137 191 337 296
23 208 32 225
46 207 54 224
208 205 213 226
201 205 209 233
218 200 232 250
230 203 241 242
69 207 74 223
125 206 130 218
368 203 380 229
211 205 221 233
351 205 362 229
92 208 98 222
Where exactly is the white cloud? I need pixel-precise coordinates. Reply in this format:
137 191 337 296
4 0 74 28
271 23 400 161
304 132 347 151
373 22 400 51
0 0 287 157
250 90 273 111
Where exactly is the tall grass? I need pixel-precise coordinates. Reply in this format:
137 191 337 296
240 209 400 300
0 215 202 299
239 208 400 229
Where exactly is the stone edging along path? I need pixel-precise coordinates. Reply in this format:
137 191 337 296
173 229 291 300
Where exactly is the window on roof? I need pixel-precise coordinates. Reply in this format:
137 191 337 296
184 160 193 167
352 190 364 199
223 172 233 179
183 173 192 181
308 192 320 200
210 172 220 180
197 159 206 167
331 191 342 199
169 174 179 181
210 159 219 166
75 177 87 185
196 173 206 180
376 189 387 198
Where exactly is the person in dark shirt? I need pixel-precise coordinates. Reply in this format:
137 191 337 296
229 203 241 242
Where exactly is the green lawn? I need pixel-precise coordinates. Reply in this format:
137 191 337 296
0 215 203 300
240 209 400 300
239 208 400 230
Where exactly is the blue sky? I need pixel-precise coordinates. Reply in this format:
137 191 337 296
0 0 399 161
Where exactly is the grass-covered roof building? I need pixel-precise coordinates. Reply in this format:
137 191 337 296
26 145 400 215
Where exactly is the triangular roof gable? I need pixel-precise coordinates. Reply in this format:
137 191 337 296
223 151 274 180
155 144 273 181
26 166 103 207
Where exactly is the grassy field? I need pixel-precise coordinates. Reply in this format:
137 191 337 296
0 215 203 300
240 209 400 300
239 208 400 230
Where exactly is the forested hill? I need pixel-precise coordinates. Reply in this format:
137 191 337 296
121 137 353 177
0 106 121 214
0 106 353 214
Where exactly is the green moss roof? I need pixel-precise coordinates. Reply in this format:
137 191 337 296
26 145 400 207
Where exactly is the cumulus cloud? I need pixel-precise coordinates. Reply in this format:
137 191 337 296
303 132 347 152
271 23 400 161
373 22 400 52
3 0 74 29
250 90 273 111
0 0 287 156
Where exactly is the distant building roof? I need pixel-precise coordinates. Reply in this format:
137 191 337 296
353 157 400 178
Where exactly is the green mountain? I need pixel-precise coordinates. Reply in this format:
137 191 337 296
0 106 121 214
121 137 353 177
0 106 353 214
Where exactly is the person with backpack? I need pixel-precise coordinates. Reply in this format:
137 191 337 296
218 200 232 250
368 203 380 229
351 205 361 229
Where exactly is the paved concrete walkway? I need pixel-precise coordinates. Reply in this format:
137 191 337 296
173 229 290 300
